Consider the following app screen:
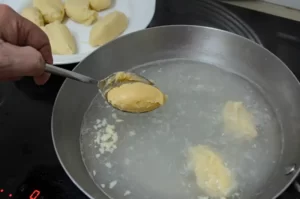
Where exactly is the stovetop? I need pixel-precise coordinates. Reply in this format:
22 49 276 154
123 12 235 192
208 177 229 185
1 2 300 199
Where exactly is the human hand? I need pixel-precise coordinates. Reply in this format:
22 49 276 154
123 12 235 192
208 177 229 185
0 4 52 85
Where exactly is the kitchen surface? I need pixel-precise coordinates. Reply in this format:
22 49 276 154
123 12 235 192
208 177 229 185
1 0 300 198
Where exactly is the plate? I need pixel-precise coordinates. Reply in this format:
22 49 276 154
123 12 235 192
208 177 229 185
1 0 156 65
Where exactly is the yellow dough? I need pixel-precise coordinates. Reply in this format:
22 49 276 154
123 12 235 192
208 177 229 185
223 101 257 139
106 82 166 113
21 7 44 27
114 72 144 82
89 0 111 11
33 0 64 23
89 11 128 47
42 22 76 55
188 145 235 198
65 0 98 26
104 71 149 89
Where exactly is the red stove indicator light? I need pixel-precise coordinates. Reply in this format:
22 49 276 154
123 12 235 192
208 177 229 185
8 193 12 197
0 189 3 193
29 190 40 199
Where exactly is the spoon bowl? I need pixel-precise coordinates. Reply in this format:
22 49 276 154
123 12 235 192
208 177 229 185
45 64 156 112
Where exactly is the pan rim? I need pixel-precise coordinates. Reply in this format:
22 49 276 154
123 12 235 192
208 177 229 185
51 25 300 199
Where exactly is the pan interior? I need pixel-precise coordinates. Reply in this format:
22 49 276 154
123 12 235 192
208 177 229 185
80 59 282 199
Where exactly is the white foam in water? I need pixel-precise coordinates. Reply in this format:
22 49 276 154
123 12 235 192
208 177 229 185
80 59 282 199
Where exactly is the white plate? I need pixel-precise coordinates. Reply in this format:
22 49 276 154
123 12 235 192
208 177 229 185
1 0 156 65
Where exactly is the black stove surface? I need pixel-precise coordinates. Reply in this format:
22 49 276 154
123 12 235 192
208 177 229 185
0 76 87 199
1 2 300 199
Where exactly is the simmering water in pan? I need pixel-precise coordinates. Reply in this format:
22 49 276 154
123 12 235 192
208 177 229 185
80 59 282 199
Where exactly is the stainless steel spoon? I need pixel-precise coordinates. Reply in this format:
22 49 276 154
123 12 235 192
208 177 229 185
45 63 153 97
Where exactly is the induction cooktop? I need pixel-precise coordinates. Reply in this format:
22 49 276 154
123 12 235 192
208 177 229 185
1 1 300 198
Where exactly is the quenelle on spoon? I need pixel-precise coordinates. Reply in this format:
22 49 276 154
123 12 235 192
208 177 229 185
45 64 167 113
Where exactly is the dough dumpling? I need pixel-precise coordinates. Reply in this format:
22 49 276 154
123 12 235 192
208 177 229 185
223 101 257 139
89 11 128 47
188 145 235 198
33 0 64 23
42 22 76 55
89 0 111 11
21 7 44 27
106 82 166 113
65 0 98 25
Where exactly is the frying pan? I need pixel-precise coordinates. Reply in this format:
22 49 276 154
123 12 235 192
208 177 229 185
52 26 300 199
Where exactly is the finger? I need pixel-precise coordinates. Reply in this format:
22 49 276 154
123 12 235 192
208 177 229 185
18 12 53 64
33 72 51 85
0 42 45 79
15 46 45 77
39 44 53 64
0 5 53 64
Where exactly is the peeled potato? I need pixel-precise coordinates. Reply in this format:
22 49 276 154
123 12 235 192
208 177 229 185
42 22 77 55
33 0 64 23
65 0 98 26
89 11 128 47
21 7 44 27
89 0 111 11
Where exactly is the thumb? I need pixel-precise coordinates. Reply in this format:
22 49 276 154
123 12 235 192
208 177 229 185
0 41 46 80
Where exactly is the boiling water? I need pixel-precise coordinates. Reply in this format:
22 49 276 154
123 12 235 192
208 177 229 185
80 59 282 199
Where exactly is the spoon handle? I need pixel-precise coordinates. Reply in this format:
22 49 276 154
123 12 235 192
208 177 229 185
45 64 98 85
